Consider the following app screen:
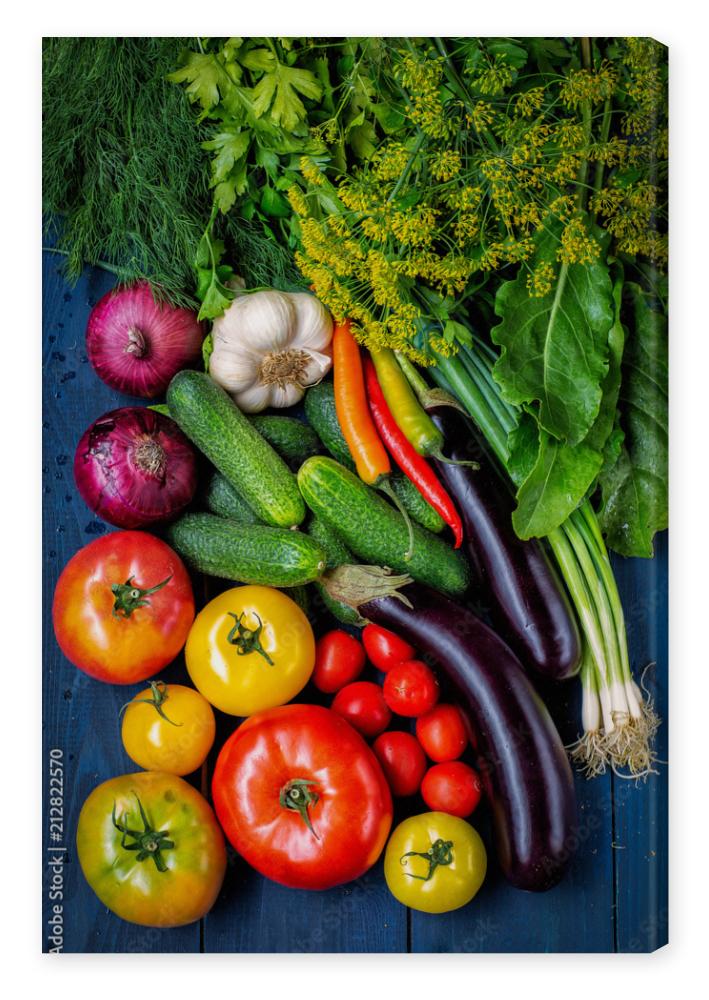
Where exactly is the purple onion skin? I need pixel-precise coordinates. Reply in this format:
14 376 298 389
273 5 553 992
360 583 577 892
86 282 204 398
74 407 198 529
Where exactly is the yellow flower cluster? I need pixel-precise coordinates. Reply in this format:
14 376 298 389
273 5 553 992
372 143 412 182
397 53 453 140
515 87 546 118
557 218 601 265
559 61 617 108
471 101 495 132
526 260 556 297
468 54 514 96
430 149 462 181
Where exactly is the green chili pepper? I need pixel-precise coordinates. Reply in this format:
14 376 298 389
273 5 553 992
370 348 444 457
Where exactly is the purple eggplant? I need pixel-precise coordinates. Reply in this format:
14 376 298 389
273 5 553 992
359 581 577 892
429 405 581 681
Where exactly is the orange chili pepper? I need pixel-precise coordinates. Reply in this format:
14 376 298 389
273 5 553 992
332 320 390 486
332 320 414 559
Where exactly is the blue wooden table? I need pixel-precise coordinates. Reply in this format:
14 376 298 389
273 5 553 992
42 253 668 954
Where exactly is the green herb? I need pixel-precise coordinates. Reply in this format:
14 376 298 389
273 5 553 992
42 37 298 305
597 283 668 557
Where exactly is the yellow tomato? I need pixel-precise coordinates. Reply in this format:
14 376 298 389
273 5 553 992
185 586 315 716
384 812 487 914
121 682 216 775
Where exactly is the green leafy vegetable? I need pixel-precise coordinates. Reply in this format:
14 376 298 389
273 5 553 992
491 227 615 446
597 283 668 557
512 434 603 539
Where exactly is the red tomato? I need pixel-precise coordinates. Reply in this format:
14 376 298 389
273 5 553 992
362 624 415 673
416 704 469 762
383 660 439 718
52 531 195 684
312 630 365 693
421 762 483 818
373 731 427 797
331 681 391 738
212 704 393 890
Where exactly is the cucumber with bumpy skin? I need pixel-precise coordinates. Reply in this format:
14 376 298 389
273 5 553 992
248 415 321 467
166 513 327 588
153 405 320 468
298 457 470 597
307 516 362 626
304 381 445 533
167 371 304 528
202 472 261 524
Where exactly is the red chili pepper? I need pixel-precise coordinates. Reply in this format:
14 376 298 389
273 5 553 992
364 356 464 549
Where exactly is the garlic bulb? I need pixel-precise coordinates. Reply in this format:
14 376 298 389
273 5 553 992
209 290 333 412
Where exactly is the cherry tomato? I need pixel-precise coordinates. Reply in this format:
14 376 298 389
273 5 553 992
53 531 194 684
120 682 216 776
331 681 391 738
421 761 483 818
416 704 469 762
185 586 315 716
212 704 392 890
383 660 439 718
77 771 226 927
373 731 427 797
312 629 365 693
362 624 415 673
384 812 486 914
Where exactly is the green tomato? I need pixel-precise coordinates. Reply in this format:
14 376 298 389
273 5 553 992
76 771 226 927
384 811 487 914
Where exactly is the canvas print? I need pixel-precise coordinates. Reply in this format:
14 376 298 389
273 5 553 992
42 36 668 953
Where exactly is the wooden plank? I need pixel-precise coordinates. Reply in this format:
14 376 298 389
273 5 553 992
409 673 615 953
42 255 201 952
611 532 669 953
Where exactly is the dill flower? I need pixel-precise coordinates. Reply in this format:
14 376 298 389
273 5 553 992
430 148 462 181
299 156 325 186
286 185 309 217
526 260 556 297
558 217 601 265
514 86 545 118
471 101 495 131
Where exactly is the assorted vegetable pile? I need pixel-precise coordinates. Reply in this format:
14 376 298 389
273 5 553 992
45 34 667 932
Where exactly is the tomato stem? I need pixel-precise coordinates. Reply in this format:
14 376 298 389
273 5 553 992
118 680 183 727
279 779 321 839
111 574 172 619
226 611 274 665
400 838 454 881
112 793 175 872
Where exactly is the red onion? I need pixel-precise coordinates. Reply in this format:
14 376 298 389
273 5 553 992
86 282 204 398
74 407 197 529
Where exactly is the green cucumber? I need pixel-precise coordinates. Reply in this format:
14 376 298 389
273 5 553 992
389 475 445 534
298 457 470 597
304 381 354 468
165 513 326 588
248 415 321 467
306 516 362 626
304 380 444 533
167 371 305 528
202 472 261 524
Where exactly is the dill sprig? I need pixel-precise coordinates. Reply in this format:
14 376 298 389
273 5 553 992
42 37 297 305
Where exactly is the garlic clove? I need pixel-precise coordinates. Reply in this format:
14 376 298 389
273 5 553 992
288 293 334 352
208 350 261 393
232 382 273 414
267 382 305 409
299 348 333 386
